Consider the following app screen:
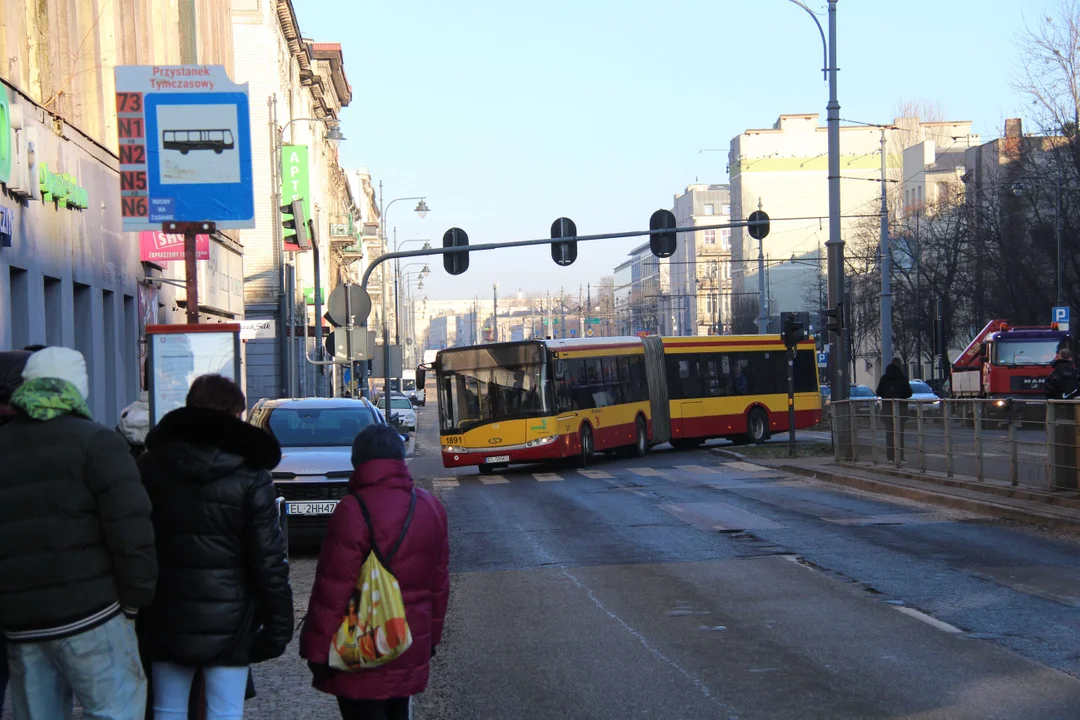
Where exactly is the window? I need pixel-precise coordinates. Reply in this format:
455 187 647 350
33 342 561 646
9 267 29 349
704 204 714 216
267 406 380 447
44 276 62 347
720 229 731 250
704 229 716 245
722 204 730 215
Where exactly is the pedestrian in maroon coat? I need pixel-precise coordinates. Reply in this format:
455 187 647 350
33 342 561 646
300 425 450 720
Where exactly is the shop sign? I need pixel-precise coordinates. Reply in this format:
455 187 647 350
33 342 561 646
139 231 210 263
0 83 83 208
281 145 310 252
39 164 88 209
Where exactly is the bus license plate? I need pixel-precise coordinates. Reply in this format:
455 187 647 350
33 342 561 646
286 501 339 516
485 455 510 464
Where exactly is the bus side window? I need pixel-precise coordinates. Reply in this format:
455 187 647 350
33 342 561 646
630 356 648 403
701 356 726 397
794 350 817 393
733 354 751 395
617 357 633 404
679 355 702 398
602 357 621 406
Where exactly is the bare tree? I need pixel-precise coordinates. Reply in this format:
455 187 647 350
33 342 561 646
1015 0 1080 137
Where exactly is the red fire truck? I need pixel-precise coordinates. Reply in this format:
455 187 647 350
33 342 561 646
951 319 1074 402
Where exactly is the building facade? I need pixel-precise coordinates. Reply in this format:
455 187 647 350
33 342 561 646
0 0 234 425
728 113 977 331
671 184 732 335
233 0 353 403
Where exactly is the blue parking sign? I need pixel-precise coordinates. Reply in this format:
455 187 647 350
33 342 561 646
1053 306 1070 324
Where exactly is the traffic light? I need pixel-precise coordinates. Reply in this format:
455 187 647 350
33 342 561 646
650 209 677 258
551 217 578 266
280 198 310 250
781 312 806 349
443 227 469 275
747 210 770 240
821 305 844 335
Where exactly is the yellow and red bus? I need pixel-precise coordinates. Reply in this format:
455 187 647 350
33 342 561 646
435 334 820 472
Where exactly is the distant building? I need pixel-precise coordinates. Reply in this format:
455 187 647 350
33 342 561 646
613 243 670 336
728 113 977 330
671 184 732 335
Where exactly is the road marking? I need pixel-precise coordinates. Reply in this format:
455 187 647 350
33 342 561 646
579 469 614 479
628 467 665 477
480 475 510 485
894 606 963 634
676 464 719 474
824 512 955 526
432 478 459 491
534 473 563 482
724 461 769 473
659 502 784 531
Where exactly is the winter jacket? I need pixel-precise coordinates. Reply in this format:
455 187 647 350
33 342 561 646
0 398 156 639
136 406 293 667
876 364 913 400
300 459 450 700
1045 359 1079 399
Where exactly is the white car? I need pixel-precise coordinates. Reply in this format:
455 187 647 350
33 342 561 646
378 394 417 432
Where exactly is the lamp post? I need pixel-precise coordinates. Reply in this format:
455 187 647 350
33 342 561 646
788 0 845 400
399 263 430 365
378 183 428 402
275 116 345 398
394 238 432 345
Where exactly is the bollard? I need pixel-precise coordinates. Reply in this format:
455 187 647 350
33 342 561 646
916 401 926 473
892 400 902 468
869 401 879 464
1046 402 1055 492
974 402 984 482
944 400 953 477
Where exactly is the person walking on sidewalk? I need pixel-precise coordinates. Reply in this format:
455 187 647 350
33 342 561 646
1045 348 1079 399
0 349 31 716
136 374 292 720
876 358 913 462
301 425 450 720
0 347 157 719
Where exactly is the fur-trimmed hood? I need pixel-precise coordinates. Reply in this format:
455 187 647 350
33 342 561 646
145 406 281 482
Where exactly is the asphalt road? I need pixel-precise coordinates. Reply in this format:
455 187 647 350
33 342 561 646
405 405 1080 719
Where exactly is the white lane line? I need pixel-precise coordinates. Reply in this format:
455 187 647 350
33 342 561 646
534 473 563 482
432 478 459 491
628 467 665 477
579 469 614 479
894 606 963 634
724 461 769 473
480 475 510 485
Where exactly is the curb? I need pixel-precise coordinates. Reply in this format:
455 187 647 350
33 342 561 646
775 462 1080 534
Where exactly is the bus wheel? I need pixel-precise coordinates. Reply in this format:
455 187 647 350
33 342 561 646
633 416 648 457
478 464 495 475
746 408 770 445
576 425 594 468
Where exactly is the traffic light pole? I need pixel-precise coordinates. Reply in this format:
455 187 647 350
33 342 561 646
788 346 797 458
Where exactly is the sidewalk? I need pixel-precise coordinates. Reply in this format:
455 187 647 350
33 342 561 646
712 447 1080 534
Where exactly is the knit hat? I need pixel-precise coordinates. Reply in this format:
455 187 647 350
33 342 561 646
351 423 406 467
22 347 90 400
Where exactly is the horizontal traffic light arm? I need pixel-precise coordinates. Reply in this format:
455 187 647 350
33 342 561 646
359 217 770 292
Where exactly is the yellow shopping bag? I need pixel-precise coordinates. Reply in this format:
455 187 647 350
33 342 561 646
329 490 415 671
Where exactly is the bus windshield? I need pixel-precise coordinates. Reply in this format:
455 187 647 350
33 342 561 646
438 344 550 432
993 339 1060 366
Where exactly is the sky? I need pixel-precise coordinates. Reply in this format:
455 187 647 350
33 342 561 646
295 0 1042 301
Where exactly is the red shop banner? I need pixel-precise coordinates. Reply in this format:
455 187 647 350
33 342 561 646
139 231 210 264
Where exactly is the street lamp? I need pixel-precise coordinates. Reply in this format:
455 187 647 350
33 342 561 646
324 123 346 151
378 184 429 401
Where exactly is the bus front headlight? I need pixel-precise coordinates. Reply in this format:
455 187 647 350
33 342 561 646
526 435 557 448
442 445 465 454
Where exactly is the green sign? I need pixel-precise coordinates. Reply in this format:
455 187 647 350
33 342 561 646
281 145 310 247
0 84 10 184
39 164 88 209
588 318 602 325
303 287 326 305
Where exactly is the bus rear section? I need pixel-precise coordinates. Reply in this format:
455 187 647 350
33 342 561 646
660 335 821 447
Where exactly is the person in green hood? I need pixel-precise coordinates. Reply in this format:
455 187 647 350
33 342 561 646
0 347 157 720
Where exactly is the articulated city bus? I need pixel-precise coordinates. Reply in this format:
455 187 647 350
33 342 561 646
436 335 820 472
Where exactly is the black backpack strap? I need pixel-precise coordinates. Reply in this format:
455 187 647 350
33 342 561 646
353 489 416 569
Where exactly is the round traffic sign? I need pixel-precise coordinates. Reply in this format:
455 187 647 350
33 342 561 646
327 285 372 327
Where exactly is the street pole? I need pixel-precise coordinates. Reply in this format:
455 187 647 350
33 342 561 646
493 284 499 343
757 227 767 334
1057 167 1064 307
184 230 199 325
310 219 323 398
880 127 892 373
915 211 921 379
826 0 847 400
394 226 400 346
380 182 390 404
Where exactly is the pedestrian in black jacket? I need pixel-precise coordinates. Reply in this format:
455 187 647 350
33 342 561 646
876 358 914 462
0 349 30 716
0 347 156 719
1045 349 1079 399
137 374 292 719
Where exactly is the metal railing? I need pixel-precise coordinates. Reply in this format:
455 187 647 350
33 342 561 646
829 398 1080 492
